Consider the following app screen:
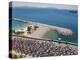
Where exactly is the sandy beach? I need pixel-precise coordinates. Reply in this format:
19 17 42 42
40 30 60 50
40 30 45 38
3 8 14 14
23 21 73 39
23 21 50 38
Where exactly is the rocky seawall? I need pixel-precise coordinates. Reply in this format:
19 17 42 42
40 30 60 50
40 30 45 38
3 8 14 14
10 36 78 58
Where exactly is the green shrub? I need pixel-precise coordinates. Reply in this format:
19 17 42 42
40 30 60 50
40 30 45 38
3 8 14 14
15 31 24 35
34 25 39 30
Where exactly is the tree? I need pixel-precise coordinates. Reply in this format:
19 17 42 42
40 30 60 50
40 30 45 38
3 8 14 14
34 25 39 30
15 31 24 35
27 26 32 34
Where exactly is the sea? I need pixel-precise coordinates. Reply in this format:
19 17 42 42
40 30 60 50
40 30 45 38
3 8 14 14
10 7 78 44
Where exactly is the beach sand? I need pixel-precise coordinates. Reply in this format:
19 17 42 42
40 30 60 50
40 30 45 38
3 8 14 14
23 21 73 39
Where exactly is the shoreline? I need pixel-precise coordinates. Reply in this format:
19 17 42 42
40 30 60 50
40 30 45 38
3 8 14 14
23 21 50 38
14 21 74 44
11 35 77 46
25 21 73 36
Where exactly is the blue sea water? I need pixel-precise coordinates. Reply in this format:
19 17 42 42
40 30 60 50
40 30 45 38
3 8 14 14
12 20 28 30
11 7 78 44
